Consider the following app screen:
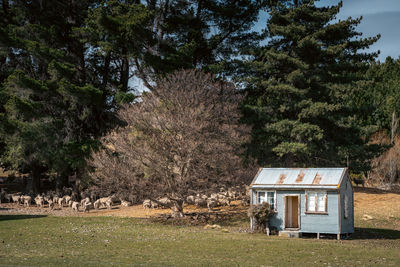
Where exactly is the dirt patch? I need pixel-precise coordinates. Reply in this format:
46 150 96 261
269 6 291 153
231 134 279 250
0 200 247 219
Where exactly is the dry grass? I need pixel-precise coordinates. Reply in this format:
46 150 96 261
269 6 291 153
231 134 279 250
353 187 400 231
0 200 247 220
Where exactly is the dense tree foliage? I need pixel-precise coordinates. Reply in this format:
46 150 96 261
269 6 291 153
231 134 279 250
140 0 266 83
83 0 266 90
0 0 117 191
242 0 381 172
356 57 400 140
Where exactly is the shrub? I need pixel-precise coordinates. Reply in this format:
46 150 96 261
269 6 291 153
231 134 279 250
248 202 275 233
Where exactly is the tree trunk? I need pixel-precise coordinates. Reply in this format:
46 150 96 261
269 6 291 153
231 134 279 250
2 0 9 14
121 46 129 92
78 43 86 83
56 174 69 193
102 52 111 89
171 199 184 218
31 169 41 194
391 111 398 144
75 169 82 195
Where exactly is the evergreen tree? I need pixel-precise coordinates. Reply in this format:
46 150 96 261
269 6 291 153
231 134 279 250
356 57 400 139
137 0 267 86
0 0 116 191
243 0 380 171
83 0 154 99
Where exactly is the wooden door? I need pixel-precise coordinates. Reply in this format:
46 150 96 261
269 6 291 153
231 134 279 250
285 196 299 229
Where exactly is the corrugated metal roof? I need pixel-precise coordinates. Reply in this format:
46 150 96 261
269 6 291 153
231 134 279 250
250 168 347 189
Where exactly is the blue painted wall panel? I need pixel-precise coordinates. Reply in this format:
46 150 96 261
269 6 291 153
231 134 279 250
253 189 341 234
300 191 339 234
339 174 355 233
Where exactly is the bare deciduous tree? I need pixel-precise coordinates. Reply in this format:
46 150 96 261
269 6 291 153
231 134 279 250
89 70 252 217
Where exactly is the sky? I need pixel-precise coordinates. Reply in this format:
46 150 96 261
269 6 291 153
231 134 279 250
255 0 400 61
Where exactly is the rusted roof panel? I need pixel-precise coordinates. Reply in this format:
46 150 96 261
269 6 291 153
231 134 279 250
251 168 346 188
295 171 305 183
312 173 322 184
277 174 287 184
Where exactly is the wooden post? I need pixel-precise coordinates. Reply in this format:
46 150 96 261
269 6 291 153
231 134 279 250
317 233 320 239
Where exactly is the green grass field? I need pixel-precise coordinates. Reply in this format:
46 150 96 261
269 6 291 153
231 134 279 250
0 214 399 266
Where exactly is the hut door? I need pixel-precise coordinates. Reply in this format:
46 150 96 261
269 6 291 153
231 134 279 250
285 196 299 229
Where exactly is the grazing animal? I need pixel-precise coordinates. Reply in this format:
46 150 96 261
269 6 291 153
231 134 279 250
58 197 65 209
48 199 55 210
93 199 101 209
143 199 151 209
194 197 207 208
83 202 93 212
207 198 218 211
64 195 71 204
157 197 171 208
210 193 219 199
105 199 112 209
80 197 90 207
98 197 110 208
186 195 195 204
4 193 12 203
121 200 132 207
34 196 44 208
11 194 21 204
218 197 231 207
150 200 159 209
22 196 32 207
71 201 80 212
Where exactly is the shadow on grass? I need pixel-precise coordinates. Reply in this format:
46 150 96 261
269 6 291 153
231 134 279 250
352 227 400 240
151 210 249 227
354 187 400 195
0 214 47 221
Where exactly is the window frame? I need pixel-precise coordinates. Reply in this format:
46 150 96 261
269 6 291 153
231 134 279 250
305 190 328 214
256 190 276 211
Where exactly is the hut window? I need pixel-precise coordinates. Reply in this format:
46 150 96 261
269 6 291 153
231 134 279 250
306 191 327 213
257 191 276 210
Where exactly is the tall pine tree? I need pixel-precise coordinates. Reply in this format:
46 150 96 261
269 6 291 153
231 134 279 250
0 0 116 192
136 0 267 86
243 0 380 171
